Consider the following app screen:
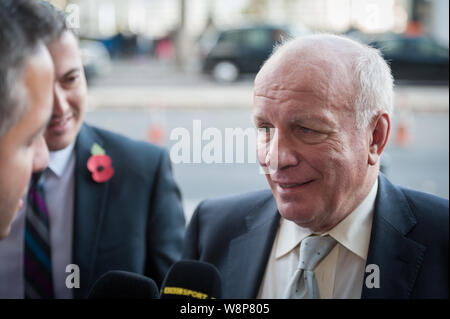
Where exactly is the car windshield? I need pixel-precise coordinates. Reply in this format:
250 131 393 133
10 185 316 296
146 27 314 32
413 38 449 59
375 36 449 60
242 29 274 49
219 30 241 45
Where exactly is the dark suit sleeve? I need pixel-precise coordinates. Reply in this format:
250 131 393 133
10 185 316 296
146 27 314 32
182 201 203 260
145 149 186 287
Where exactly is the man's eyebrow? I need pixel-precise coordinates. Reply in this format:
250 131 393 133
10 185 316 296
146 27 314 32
290 115 335 127
60 67 80 79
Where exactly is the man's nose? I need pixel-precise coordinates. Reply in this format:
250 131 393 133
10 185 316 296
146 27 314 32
262 129 298 174
52 85 70 116
32 135 49 173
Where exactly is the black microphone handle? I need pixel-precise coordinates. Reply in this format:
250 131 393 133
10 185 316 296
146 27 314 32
88 270 160 299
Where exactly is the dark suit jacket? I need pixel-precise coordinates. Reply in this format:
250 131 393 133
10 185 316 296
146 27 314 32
73 124 185 298
183 174 448 298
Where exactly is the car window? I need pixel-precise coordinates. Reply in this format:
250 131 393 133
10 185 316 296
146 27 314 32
219 31 241 45
374 37 449 61
412 38 449 60
375 39 405 57
242 29 273 49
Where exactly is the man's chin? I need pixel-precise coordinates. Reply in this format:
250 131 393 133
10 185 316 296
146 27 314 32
46 135 76 151
277 204 317 227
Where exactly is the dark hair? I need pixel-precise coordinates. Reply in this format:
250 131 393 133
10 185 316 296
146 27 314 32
0 0 66 137
37 0 69 39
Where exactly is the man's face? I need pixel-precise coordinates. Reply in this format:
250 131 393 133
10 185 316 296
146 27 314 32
254 52 372 232
0 45 54 239
45 31 87 151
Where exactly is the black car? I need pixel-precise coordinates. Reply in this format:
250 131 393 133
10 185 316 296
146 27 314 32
201 25 306 82
369 34 449 84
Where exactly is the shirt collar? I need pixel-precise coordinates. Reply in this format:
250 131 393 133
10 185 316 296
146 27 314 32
275 180 378 260
327 179 378 260
275 219 312 259
47 143 75 178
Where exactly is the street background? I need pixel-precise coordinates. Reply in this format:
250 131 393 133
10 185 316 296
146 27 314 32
48 0 449 221
84 60 449 221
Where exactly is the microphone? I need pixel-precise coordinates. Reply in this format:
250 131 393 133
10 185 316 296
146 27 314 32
88 270 160 299
160 260 222 299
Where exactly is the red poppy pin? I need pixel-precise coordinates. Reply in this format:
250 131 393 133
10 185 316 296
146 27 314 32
87 143 114 183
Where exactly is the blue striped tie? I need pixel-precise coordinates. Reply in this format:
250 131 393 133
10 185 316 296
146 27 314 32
24 172 54 299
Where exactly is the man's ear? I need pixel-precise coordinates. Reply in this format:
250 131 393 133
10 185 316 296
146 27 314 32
368 113 390 166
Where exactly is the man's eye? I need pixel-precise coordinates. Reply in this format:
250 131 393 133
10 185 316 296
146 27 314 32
257 127 275 143
258 127 275 135
66 75 78 82
300 127 314 133
62 74 79 86
296 126 328 144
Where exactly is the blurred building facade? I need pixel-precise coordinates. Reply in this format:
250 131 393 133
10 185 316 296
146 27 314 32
48 0 448 45
423 0 449 47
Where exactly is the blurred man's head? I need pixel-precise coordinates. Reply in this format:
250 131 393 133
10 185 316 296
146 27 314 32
0 0 62 238
253 34 393 233
36 5 88 151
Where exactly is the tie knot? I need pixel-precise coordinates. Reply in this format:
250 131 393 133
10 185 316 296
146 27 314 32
31 172 45 189
298 235 337 271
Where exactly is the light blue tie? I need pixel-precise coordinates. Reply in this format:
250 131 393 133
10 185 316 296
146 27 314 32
284 235 337 299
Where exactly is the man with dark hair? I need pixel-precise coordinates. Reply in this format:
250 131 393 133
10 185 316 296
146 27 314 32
0 0 58 239
0 1 185 299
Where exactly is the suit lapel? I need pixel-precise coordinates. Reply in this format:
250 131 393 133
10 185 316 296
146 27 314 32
72 124 111 298
362 174 426 298
224 196 280 298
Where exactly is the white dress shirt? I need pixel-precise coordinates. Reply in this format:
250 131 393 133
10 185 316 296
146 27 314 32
257 180 378 299
0 143 76 299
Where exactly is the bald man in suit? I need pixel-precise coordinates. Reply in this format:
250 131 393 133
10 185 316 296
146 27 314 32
183 34 448 299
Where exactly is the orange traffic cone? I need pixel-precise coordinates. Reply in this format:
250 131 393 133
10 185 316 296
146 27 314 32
395 117 412 147
147 124 166 146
